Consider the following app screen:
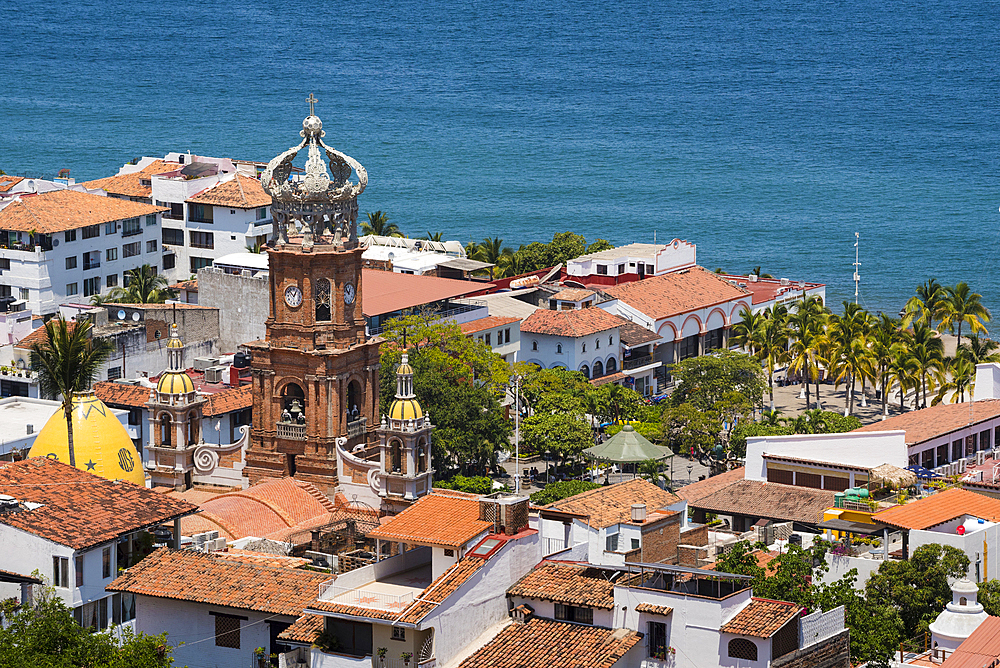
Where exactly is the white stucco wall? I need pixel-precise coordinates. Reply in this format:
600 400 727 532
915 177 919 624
744 431 908 481
910 522 1000 583
520 330 621 378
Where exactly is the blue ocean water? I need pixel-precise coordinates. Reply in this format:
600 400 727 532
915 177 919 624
2 1 999 316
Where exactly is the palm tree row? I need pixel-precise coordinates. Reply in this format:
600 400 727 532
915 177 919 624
732 280 993 416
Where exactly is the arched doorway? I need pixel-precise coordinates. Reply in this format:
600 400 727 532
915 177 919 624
593 360 604 378
580 365 590 379
606 357 617 374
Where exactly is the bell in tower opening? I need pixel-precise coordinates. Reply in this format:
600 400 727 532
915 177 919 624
244 96 382 494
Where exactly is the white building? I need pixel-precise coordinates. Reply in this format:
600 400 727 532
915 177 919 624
0 457 195 631
720 274 826 314
566 239 697 286
461 316 521 364
82 154 272 282
0 189 167 315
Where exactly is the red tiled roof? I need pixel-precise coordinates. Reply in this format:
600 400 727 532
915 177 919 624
457 618 642 668
107 547 328 616
361 269 488 317
171 279 198 291
589 371 626 387
873 487 1000 530
853 400 1000 446
187 174 271 209
634 602 673 616
309 556 485 624
703 550 778 573
213 549 311 569
0 176 25 193
676 467 746 505
0 189 166 234
684 479 834 525
278 614 324 644
15 321 77 349
81 160 181 198
521 308 625 338
508 562 616 609
543 478 680 529
94 381 151 409
0 458 196 550
368 492 492 548
720 598 801 638
551 288 595 301
0 568 42 584
460 316 521 335
719 275 824 306
602 266 749 321
941 615 1000 667
203 384 253 416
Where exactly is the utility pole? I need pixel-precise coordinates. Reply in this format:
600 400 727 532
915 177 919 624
514 375 521 493
853 232 861 305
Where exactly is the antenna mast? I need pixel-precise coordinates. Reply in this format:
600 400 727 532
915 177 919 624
853 232 861 305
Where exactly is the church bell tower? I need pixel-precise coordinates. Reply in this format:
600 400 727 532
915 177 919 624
244 98 381 493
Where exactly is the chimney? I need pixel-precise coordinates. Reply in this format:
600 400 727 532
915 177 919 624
631 503 647 523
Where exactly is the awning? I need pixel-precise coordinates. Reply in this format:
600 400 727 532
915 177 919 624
584 425 673 463
816 519 883 535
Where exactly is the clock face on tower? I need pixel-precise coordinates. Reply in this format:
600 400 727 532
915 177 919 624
284 285 302 307
344 282 356 305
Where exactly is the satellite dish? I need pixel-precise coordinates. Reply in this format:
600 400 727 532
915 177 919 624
117 310 126 320
131 312 140 322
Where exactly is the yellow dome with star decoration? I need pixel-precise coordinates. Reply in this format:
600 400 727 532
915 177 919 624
389 398 423 421
29 391 145 486
156 371 195 394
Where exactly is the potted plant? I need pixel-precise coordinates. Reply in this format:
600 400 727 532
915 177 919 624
253 647 267 668
401 651 413 666
377 647 388 666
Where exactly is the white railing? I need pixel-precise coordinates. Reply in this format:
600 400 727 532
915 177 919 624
373 659 433 668
348 417 367 438
543 537 567 556
276 422 306 440
327 585 414 611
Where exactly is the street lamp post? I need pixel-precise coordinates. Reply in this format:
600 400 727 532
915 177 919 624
687 463 693 484
514 375 521 494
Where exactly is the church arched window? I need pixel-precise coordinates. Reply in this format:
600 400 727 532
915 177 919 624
160 414 171 447
390 440 402 473
187 412 199 445
315 278 331 321
417 440 427 473
347 380 361 424
282 383 306 423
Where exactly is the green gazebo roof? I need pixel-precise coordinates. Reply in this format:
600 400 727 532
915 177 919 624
584 425 673 463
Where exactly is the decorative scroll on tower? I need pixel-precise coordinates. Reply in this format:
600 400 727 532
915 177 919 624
244 97 382 494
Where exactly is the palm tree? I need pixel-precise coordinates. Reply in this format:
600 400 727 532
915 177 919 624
889 349 919 412
465 240 482 261
111 265 174 304
29 317 112 468
870 314 906 417
246 240 264 253
361 211 402 237
422 231 445 242
787 306 818 410
750 266 774 279
933 356 977 405
478 237 514 278
957 335 1000 366
908 324 945 409
940 282 991 349
757 305 790 412
731 307 766 358
902 278 945 329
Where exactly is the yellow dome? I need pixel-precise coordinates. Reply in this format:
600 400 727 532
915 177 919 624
156 371 195 394
29 392 145 486
396 362 414 375
166 336 184 349
389 398 423 420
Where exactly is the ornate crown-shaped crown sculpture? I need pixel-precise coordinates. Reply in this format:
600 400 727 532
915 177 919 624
261 94 368 249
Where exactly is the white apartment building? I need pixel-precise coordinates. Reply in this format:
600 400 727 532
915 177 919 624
0 188 166 315
83 154 272 282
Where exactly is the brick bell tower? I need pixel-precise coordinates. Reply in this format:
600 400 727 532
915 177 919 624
244 97 381 493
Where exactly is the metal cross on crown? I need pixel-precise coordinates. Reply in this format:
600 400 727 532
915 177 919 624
307 93 318 116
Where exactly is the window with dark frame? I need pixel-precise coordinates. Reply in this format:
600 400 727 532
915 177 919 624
106 247 118 261
122 218 142 236
84 276 100 298
82 225 100 240
596 264 607 275
190 231 214 249
215 614 241 649
391 626 405 641
52 556 68 587
75 555 84 587
647 621 667 657
65 230 77 242
554 603 593 625
65 256 77 270
123 242 141 258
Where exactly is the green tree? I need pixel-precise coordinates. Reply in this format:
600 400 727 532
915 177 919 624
870 314 905 417
908 324 945 409
546 232 587 267
787 297 826 410
0 591 174 667
958 334 1000 366
933 355 977 405
422 231 444 242
668 350 766 413
433 475 498 495
731 307 766 359
940 282 992 348
827 302 871 415
978 579 1000 616
529 480 601 505
889 348 919 412
813 570 904 667
585 239 614 254
516 365 592 415
662 403 718 458
30 317 112 468
110 264 174 304
865 543 969 637
521 412 593 466
757 305 790 412
902 278 946 329
361 210 402 237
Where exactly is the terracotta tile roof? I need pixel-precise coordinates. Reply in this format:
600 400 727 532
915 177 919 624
368 492 493 548
0 568 42 584
719 275 824 306
0 458 196 550
203 385 253 416
309 556 485 624
94 381 152 409
213 550 311 569
187 174 271 209
853 400 1000 445
543 478 680 529
601 266 750 321
460 316 521 335
940 615 1000 667
617 320 660 347
675 467 746 505
14 322 74 350
457 618 642 668
0 189 166 234
634 602 673 616
551 288 595 301
170 279 198 291
684 479 834 525
0 176 25 193
81 160 181 198
108 547 328 616
507 562 616 609
361 269 489 318
589 371 626 387
521 308 625 338
720 598 801 638
278 614 324 644
873 487 1000 530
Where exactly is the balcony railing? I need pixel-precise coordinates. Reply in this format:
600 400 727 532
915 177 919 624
623 355 654 370
83 261 101 270
325 584 414 611
347 417 367 438
276 422 306 440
